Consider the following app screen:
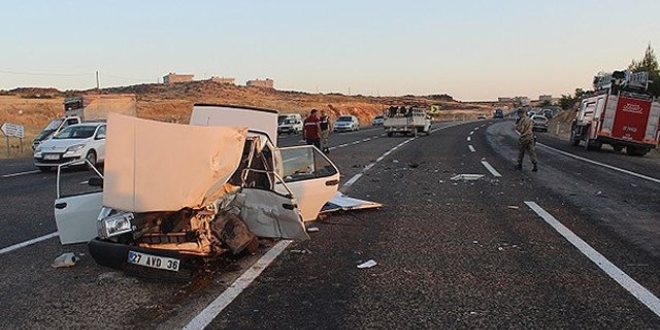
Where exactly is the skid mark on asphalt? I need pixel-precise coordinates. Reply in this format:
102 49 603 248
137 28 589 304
526 201 660 317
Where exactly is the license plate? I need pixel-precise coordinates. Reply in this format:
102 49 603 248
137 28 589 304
43 154 60 160
128 250 180 272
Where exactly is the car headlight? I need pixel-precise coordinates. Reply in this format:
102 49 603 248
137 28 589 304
98 208 134 238
65 144 85 154
34 145 42 153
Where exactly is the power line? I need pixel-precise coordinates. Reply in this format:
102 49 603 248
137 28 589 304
0 69 93 77
99 73 151 82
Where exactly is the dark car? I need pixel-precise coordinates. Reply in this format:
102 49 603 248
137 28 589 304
493 109 504 119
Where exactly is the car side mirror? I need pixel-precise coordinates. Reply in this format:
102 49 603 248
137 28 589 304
88 177 104 188
96 133 106 140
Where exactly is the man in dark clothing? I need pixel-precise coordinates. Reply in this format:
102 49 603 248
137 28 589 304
303 109 322 149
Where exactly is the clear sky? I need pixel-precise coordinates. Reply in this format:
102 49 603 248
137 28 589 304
0 0 657 101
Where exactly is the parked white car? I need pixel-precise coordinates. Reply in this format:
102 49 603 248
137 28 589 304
333 115 360 132
33 122 106 172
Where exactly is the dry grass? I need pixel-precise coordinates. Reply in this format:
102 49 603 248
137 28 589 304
0 82 492 159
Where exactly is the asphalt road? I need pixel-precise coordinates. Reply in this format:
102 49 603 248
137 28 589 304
1 120 659 329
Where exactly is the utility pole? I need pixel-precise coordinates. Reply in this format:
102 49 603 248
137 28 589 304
96 71 100 93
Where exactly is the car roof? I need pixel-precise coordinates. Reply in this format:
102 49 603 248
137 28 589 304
68 122 105 127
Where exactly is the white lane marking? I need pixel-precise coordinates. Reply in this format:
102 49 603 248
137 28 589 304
525 201 660 317
468 145 476 153
537 143 660 184
474 127 479 131
469 131 474 136
481 160 502 177
0 232 59 255
2 170 41 178
182 240 293 330
343 173 363 187
467 136 472 142
481 124 486 128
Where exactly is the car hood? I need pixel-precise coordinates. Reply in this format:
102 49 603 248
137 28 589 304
103 113 248 213
38 137 89 152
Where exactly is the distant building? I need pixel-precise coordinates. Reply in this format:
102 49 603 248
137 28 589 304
246 78 274 89
539 94 553 103
498 97 514 103
514 96 531 106
210 76 235 84
163 72 194 84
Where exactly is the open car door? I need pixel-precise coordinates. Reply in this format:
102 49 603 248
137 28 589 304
273 145 340 222
53 163 104 245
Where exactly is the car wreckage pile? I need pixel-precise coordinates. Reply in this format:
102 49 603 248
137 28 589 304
54 104 380 279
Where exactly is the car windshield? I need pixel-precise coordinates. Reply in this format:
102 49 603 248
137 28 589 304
374 116 383 120
34 129 56 141
44 118 65 130
337 116 352 122
532 116 547 122
278 116 289 124
53 125 97 139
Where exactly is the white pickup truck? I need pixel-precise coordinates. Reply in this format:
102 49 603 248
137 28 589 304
383 106 431 137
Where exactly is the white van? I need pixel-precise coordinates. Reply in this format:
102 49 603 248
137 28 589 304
277 113 303 135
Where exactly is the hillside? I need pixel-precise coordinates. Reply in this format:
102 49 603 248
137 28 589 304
0 81 492 158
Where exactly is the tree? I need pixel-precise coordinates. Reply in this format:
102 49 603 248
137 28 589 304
560 88 590 110
629 43 660 97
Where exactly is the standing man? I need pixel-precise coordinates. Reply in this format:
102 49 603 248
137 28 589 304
319 110 331 154
303 109 322 149
515 108 538 172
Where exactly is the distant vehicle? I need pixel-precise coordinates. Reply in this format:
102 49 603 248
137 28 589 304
531 115 549 132
477 115 487 120
334 115 360 132
33 122 107 172
571 69 660 156
32 95 136 151
277 113 303 134
542 109 554 119
383 106 431 137
372 115 384 126
494 109 504 119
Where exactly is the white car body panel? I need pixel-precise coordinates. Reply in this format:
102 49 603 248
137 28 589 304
190 104 279 146
54 192 103 244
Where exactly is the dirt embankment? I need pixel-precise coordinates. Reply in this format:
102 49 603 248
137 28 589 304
0 81 491 158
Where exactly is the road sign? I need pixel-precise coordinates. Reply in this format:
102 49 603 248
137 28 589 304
1 122 24 139
430 105 441 114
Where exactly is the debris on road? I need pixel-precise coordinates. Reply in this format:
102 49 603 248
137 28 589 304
51 252 78 268
451 174 484 181
306 226 320 233
357 259 377 269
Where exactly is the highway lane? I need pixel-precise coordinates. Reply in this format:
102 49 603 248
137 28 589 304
0 122 452 329
2 120 660 328
212 120 660 329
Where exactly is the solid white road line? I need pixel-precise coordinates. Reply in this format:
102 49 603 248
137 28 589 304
468 145 476 153
2 170 40 178
182 240 293 330
537 143 660 184
481 160 502 177
0 232 59 255
525 201 660 317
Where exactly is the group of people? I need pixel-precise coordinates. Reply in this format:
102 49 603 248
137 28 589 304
302 109 331 154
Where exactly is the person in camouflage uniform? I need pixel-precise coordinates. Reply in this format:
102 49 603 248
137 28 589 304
515 108 538 172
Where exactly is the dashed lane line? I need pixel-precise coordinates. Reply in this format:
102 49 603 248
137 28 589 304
481 160 502 177
526 201 660 317
468 145 476 153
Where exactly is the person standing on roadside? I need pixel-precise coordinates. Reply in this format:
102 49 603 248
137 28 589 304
319 110 331 154
303 109 322 149
515 107 538 172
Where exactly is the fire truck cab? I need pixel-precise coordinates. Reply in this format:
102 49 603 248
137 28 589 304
571 70 660 156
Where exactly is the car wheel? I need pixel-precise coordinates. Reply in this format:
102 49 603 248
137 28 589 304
86 150 97 169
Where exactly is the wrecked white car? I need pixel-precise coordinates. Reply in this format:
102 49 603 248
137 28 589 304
54 104 379 279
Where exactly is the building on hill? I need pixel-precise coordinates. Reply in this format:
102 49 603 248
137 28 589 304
163 73 194 84
246 78 274 89
209 76 235 84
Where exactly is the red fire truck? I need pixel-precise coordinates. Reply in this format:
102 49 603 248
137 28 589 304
570 70 660 156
